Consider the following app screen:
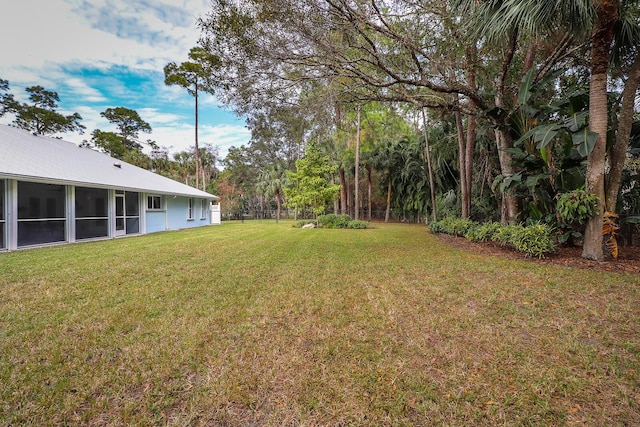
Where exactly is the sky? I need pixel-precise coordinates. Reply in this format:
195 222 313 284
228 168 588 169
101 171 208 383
0 0 250 160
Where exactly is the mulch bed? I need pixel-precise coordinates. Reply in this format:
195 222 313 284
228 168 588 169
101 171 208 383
436 233 640 275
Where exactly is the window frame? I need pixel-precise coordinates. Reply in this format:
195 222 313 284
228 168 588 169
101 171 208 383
147 195 162 211
187 198 194 220
200 199 207 219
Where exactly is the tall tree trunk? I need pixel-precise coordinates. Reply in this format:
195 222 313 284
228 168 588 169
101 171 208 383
422 107 437 223
606 53 640 211
494 31 520 223
583 0 618 261
455 108 468 218
355 105 361 220
465 112 476 218
275 190 281 223
194 82 200 190
346 177 353 217
464 45 477 220
366 163 372 221
385 173 392 223
339 168 347 214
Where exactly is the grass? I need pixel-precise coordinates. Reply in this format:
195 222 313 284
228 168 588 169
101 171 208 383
1 221 639 426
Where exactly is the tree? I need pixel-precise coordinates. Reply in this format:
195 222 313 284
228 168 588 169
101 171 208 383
285 141 340 218
165 47 219 190
198 0 569 223
0 78 16 117
93 107 152 160
11 85 84 135
256 162 289 222
582 0 619 260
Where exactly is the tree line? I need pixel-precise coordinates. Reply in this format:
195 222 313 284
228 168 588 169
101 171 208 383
196 0 640 261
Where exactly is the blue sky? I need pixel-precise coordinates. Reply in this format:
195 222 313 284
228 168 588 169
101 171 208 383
0 0 250 159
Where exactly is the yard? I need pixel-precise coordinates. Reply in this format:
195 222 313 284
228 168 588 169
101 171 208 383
1 222 639 426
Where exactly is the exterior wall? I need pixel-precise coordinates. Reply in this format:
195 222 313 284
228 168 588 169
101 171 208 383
0 179 213 251
166 196 210 230
145 211 166 233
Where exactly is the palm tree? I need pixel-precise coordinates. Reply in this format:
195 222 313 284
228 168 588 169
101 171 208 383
256 162 288 222
456 0 629 260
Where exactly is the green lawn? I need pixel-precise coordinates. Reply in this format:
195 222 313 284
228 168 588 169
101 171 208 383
1 222 638 426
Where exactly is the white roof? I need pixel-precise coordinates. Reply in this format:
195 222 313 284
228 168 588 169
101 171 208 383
0 125 218 200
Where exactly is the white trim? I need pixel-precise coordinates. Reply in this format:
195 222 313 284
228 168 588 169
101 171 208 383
68 185 76 243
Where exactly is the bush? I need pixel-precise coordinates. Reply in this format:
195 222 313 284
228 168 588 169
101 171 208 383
317 214 352 228
430 218 556 258
428 217 478 237
466 222 502 242
347 220 370 229
490 223 556 258
510 223 557 258
491 224 522 246
556 189 599 225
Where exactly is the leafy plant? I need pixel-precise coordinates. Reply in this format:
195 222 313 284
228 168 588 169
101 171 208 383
509 223 557 258
466 222 502 242
428 217 478 237
555 189 599 245
317 214 352 229
346 220 370 229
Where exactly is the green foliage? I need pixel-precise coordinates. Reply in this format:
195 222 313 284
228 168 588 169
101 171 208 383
0 78 16 117
10 85 85 135
466 222 503 242
556 189 600 225
164 47 219 96
346 220 370 229
317 214 352 228
510 223 557 259
490 224 556 258
315 214 370 229
555 189 599 244
285 141 340 216
428 217 478 237
430 218 556 258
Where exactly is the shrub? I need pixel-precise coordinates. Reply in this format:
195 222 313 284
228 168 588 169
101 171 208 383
466 222 502 242
509 223 556 258
490 223 556 258
556 189 599 225
431 217 556 258
429 218 478 237
492 224 522 246
556 189 599 245
317 214 351 228
347 220 370 229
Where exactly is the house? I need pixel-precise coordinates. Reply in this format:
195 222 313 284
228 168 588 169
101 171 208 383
0 125 220 251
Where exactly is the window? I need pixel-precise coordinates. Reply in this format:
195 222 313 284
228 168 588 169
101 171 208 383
200 199 207 219
187 198 194 220
147 195 162 210
17 182 66 247
75 187 108 240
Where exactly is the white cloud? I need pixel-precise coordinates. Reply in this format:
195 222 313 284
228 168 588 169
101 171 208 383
0 0 249 158
0 0 210 70
64 77 108 103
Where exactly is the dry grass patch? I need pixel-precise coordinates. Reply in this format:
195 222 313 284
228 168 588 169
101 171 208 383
1 222 639 426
